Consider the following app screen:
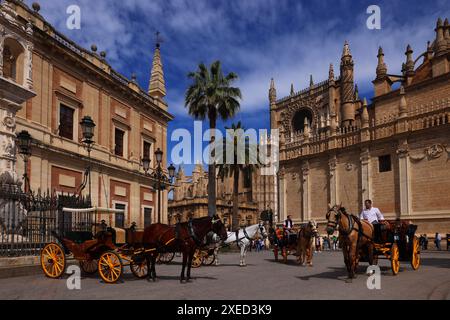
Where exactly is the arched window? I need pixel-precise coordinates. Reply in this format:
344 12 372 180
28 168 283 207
2 38 24 84
292 109 313 133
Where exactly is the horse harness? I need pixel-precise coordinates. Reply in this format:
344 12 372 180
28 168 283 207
336 210 373 245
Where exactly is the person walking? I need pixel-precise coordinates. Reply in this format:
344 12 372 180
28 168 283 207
435 233 442 250
315 236 322 253
332 235 338 250
424 234 428 250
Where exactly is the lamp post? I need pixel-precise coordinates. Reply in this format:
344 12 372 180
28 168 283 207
80 116 96 204
142 148 176 223
16 130 32 192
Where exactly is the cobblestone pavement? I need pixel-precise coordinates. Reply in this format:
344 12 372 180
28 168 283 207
0 250 449 300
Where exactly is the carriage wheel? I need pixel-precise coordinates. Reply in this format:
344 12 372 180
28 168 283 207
79 260 98 274
157 252 175 264
390 244 400 275
98 251 123 284
130 256 148 279
191 250 203 268
202 252 216 266
410 237 421 270
41 243 66 279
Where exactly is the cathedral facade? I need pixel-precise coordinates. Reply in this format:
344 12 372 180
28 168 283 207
270 19 450 234
168 163 277 228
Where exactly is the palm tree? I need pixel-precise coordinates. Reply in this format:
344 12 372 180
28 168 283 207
185 61 241 217
217 121 259 231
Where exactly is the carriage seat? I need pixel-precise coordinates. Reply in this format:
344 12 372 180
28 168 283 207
112 227 126 245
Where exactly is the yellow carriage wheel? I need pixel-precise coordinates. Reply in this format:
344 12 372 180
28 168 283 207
202 252 216 266
41 243 66 279
410 237 421 270
79 259 98 274
158 252 175 264
191 250 203 268
98 251 123 284
130 256 148 279
391 243 400 275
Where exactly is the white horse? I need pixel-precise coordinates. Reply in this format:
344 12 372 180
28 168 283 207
214 222 268 267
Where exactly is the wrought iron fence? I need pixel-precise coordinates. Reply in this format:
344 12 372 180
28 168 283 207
0 183 90 257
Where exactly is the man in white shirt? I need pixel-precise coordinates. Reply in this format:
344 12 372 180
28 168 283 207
360 200 384 224
284 215 294 229
360 199 385 243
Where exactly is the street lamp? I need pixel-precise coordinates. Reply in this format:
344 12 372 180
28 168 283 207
16 130 32 192
80 116 96 204
141 148 176 223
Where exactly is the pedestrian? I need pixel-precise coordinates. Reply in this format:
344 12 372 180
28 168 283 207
435 232 442 250
332 235 338 250
424 234 428 250
419 234 425 250
315 236 321 253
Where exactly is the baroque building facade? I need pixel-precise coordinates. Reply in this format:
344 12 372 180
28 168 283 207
270 19 450 234
0 0 173 229
168 163 277 229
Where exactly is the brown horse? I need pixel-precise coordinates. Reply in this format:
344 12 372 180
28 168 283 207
142 215 227 283
296 220 318 266
325 204 374 281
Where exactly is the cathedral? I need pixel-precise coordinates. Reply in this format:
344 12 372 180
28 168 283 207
270 18 450 234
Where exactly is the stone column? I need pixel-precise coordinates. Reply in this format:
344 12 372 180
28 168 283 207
396 141 412 218
0 100 21 184
301 161 310 221
328 155 338 205
278 167 286 224
360 148 371 207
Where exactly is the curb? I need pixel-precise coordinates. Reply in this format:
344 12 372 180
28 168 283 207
0 265 42 279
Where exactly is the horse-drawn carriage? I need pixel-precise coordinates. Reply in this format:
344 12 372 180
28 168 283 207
325 204 421 279
270 221 318 264
40 207 150 283
368 219 420 275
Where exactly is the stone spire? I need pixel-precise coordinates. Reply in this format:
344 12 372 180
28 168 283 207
328 63 334 81
405 44 415 77
354 84 359 101
445 18 450 47
290 83 295 95
309 74 314 87
435 18 446 56
303 117 310 137
361 98 369 128
399 86 407 118
269 78 277 105
340 40 355 126
376 46 387 79
148 43 166 99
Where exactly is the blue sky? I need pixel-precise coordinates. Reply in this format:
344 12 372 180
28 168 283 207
26 0 450 175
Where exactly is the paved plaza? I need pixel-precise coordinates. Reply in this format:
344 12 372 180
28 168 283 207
0 250 448 300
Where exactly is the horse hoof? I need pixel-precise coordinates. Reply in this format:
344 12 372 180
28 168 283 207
308 264 313 267
345 278 353 283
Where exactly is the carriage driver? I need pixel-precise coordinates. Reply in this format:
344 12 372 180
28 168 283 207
360 199 385 242
284 215 294 230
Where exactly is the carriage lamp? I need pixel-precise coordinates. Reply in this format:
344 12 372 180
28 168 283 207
80 116 96 148
155 148 163 164
142 156 151 175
